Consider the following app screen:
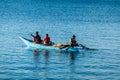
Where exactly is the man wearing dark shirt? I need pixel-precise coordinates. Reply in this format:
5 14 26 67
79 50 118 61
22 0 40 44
31 31 41 43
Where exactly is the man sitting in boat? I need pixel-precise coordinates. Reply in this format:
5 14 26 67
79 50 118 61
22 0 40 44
31 31 42 43
69 35 78 47
59 35 78 49
43 34 50 45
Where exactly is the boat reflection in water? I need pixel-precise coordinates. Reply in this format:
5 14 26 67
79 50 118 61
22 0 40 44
32 49 50 79
33 49 49 66
68 52 75 65
31 49 88 79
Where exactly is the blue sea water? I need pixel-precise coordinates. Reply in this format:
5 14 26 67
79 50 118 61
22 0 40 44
0 0 120 79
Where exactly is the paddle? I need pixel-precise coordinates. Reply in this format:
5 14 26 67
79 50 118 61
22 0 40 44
59 45 70 49
60 43 96 50
79 44 90 50
79 44 98 50
59 44 85 50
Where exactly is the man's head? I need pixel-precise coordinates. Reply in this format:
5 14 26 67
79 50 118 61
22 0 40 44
46 34 48 37
72 35 76 38
36 31 38 35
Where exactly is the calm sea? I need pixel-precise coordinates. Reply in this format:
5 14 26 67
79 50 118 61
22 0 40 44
0 0 120 79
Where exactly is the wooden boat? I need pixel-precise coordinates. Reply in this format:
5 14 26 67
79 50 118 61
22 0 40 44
19 36 83 52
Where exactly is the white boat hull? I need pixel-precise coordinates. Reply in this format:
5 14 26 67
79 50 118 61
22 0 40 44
19 36 82 52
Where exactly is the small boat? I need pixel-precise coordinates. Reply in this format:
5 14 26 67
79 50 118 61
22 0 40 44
19 36 83 52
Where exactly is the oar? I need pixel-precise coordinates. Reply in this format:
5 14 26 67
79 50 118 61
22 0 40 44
59 43 97 51
79 44 90 50
79 44 97 50
59 44 89 50
59 45 70 49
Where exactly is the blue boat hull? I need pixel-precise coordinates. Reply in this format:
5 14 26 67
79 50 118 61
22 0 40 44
19 36 82 52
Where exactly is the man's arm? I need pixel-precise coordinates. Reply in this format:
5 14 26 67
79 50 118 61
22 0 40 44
31 34 35 37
